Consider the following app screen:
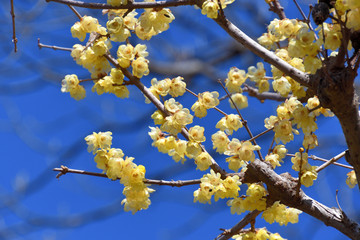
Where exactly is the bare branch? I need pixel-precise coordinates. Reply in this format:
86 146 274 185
38 38 72 52
243 84 287 102
10 0 17 52
53 166 202 186
216 210 261 240
68 4 82 20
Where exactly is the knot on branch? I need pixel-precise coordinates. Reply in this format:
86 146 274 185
56 165 69 179
313 57 357 117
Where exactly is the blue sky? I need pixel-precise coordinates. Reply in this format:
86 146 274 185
0 0 358 239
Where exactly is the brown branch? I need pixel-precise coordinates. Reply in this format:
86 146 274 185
286 152 352 170
46 0 196 9
53 166 202 186
246 128 273 142
268 0 286 20
315 151 348 172
243 84 287 102
216 210 261 240
68 4 82 20
38 39 72 52
10 0 17 53
245 159 360 240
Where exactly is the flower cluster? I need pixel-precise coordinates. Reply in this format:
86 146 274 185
262 201 302 226
247 62 269 93
71 40 112 78
71 16 107 42
225 139 261 172
117 43 149 78
61 74 86 100
227 183 267 214
194 170 241 203
85 131 154 214
216 114 243 135
232 228 285 240
147 77 186 103
148 126 188 164
191 91 220 118
92 68 129 98
137 7 175 40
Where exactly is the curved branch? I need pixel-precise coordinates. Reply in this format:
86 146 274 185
216 210 261 240
213 17 311 88
46 0 196 9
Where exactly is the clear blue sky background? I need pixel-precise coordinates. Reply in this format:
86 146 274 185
0 0 359 239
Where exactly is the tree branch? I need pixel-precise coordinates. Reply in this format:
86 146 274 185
10 0 17 52
46 0 196 9
213 17 311 88
53 166 202 186
216 210 261 240
245 159 360 240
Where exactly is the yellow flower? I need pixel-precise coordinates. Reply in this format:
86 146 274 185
211 131 229 154
225 67 247 93
191 101 208 118
188 125 206 143
229 93 248 109
107 0 127 6
61 74 86 100
346 170 357 188
169 76 186 97
71 22 86 41
132 57 149 78
195 152 212 171
85 131 113 154
216 114 243 135
201 0 219 19
301 168 318 187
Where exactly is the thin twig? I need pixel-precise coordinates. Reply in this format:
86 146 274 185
38 38 72 51
335 189 343 213
53 166 202 186
315 151 347 172
46 0 196 9
218 79 263 161
247 128 273 142
216 210 261 240
286 151 352 171
10 0 17 52
243 84 287 102
68 4 82 20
